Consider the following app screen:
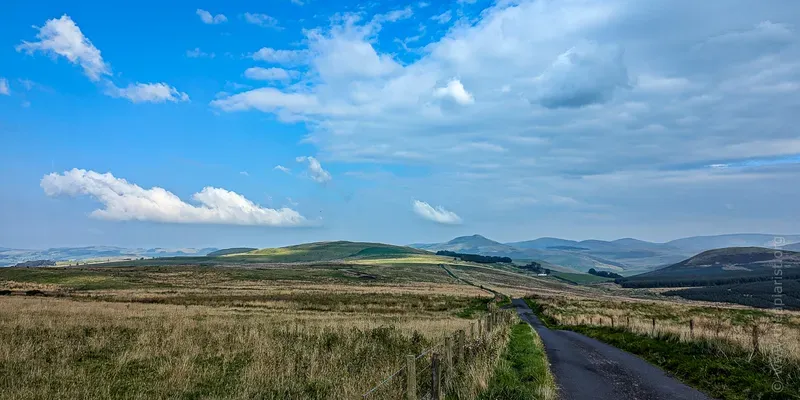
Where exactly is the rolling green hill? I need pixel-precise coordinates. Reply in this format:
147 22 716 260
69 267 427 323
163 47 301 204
206 248 257 257
242 241 430 262
620 247 800 288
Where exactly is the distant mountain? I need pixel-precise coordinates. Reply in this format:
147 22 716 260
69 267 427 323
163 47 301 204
621 247 800 288
507 237 581 249
666 234 800 252
416 233 800 275
412 234 520 255
0 246 219 267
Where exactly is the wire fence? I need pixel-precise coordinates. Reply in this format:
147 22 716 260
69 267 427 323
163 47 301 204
362 308 514 400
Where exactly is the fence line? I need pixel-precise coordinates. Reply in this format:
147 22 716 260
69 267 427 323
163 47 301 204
362 308 514 399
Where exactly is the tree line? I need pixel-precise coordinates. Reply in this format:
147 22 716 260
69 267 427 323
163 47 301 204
436 251 512 264
588 268 623 279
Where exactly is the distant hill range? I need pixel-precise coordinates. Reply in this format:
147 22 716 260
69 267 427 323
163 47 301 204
0 246 218 267
411 233 800 275
620 247 800 288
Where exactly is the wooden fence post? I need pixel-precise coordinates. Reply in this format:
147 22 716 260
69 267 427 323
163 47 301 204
651 318 656 336
431 352 441 400
406 354 416 400
611 316 615 328
477 319 482 339
626 316 630 327
470 323 475 341
487 313 493 333
689 319 694 339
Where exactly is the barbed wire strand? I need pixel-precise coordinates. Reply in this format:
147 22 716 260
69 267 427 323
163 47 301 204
362 365 407 398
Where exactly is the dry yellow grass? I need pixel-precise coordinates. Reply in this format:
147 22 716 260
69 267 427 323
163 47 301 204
0 294 496 400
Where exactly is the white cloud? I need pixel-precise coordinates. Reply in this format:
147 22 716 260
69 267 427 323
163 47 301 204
19 15 188 105
431 10 452 24
106 82 189 103
197 9 227 24
244 67 296 81
290 0 304 5
187 48 215 58
239 171 249 176
211 87 317 113
433 79 475 105
16 15 110 81
244 12 280 28
41 169 306 226
296 156 332 183
0 78 9 95
274 165 291 174
412 200 462 224
251 47 308 65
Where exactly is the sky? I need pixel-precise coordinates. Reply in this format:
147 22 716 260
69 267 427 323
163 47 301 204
1 0 799 249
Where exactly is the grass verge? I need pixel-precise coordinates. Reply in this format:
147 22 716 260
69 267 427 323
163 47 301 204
479 322 557 400
525 298 798 400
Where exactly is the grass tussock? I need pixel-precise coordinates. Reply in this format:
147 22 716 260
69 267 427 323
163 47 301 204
479 322 557 400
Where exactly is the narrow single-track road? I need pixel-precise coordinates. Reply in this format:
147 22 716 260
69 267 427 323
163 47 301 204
512 299 713 400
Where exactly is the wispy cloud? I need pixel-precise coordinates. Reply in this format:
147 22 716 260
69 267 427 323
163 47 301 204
296 156 332 183
186 48 215 58
243 12 280 28
412 200 462 224
274 165 291 174
0 78 9 95
106 82 189 103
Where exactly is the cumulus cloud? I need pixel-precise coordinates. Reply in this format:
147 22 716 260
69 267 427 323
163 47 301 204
41 169 306 226
244 12 280 28
534 42 630 109
296 156 332 183
16 15 110 81
106 82 189 103
197 9 227 24
244 67 296 81
412 200 462 224
0 78 9 95
434 79 475 105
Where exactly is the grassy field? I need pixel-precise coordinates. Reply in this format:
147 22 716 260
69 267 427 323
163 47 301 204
0 250 535 400
480 322 557 400
526 293 800 399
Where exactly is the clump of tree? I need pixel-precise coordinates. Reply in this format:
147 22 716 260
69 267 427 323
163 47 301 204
588 268 623 279
519 261 550 275
436 250 512 264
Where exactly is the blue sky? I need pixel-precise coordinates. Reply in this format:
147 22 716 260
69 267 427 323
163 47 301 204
1 0 799 249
